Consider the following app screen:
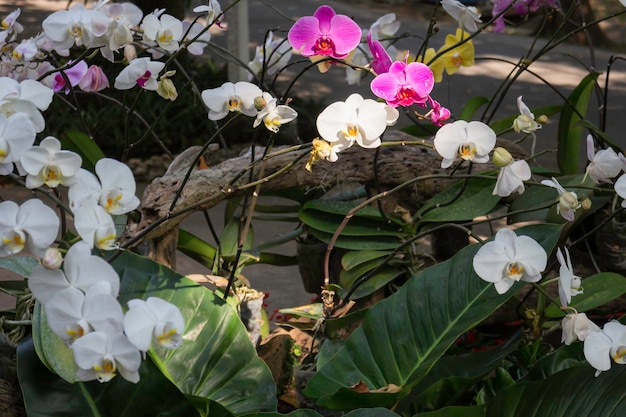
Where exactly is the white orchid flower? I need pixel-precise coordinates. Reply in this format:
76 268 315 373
317 93 398 151
73 331 141 383
0 77 54 132
585 135 621 184
584 320 626 376
472 228 547 294
369 13 401 40
114 57 165 91
69 159 139 216
541 177 581 222
0 113 36 175
492 148 531 197
614 175 626 208
141 13 182 52
94 2 142 61
28 241 120 305
1 9 24 38
193 0 223 26
182 21 212 56
19 136 82 189
123 297 185 352
556 247 583 307
0 199 59 257
201 81 263 121
45 284 124 342
253 92 298 133
248 31 291 79
441 0 482 32
42 4 110 51
562 312 600 345
74 199 118 250
513 96 541 134
434 120 496 168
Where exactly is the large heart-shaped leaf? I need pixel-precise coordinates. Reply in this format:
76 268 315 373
303 224 562 410
18 337 200 417
113 250 277 415
486 364 626 416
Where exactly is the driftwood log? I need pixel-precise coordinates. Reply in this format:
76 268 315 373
124 131 527 267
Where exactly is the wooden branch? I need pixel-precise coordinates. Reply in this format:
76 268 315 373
123 131 526 247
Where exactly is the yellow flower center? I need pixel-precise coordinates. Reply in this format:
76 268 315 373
458 143 477 160
613 346 626 364
451 52 462 68
105 192 123 213
506 262 524 280
2 230 25 254
94 358 116 382
44 165 62 187
69 23 83 39
156 327 178 345
227 97 242 112
158 30 174 45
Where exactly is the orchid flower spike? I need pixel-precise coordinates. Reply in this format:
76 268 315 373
288 5 362 60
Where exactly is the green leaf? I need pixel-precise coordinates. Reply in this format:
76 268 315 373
545 272 626 318
574 119 621 151
60 130 106 173
178 229 217 270
309 229 402 251
557 72 599 175
219 217 254 259
489 105 561 136
240 411 321 417
344 409 401 416
486 365 626 416
303 224 562 410
402 333 520 413
299 201 404 238
459 96 489 121
18 336 200 417
340 261 405 300
523 343 586 381
113 250 277 415
416 178 500 223
31 302 78 382
0 256 39 278
279 303 323 320
342 250 393 271
415 405 486 417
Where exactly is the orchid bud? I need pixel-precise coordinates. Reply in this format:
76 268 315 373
41 247 63 270
254 96 267 111
537 114 548 124
156 78 178 101
492 147 513 168
124 44 137 62
559 191 579 213
580 197 592 210
513 114 540 134
78 65 109 92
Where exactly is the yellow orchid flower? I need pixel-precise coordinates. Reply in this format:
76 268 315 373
438 28 475 77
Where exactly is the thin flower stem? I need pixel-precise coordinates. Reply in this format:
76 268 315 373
168 114 241 213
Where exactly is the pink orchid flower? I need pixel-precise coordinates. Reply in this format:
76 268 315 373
288 5 361 59
52 60 88 94
367 30 391 75
370 61 435 107
428 97 451 126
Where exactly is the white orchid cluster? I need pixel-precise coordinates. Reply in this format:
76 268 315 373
471 228 626 377
0 1 221 100
28 241 185 383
